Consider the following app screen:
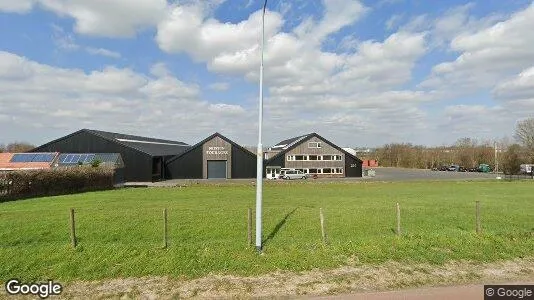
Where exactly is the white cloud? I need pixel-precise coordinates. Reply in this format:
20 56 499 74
421 3 534 92
1 0 168 37
85 48 122 59
208 82 230 91
208 103 245 114
154 0 434 145
52 25 122 59
0 51 249 144
0 0 34 13
386 14 404 31
493 67 534 112
156 4 284 62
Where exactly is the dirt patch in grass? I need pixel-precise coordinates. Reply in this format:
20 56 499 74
47 257 534 299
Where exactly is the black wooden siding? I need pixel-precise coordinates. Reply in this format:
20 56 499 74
345 155 363 177
165 146 203 179
32 131 153 182
231 145 257 178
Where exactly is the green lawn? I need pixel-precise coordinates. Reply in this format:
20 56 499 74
0 180 533 282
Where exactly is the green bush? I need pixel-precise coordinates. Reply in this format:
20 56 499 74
0 167 114 201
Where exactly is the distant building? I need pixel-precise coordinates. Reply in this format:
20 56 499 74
31 129 363 182
165 132 256 179
264 133 362 179
32 129 190 182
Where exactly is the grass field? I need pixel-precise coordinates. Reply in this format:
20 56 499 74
0 180 533 283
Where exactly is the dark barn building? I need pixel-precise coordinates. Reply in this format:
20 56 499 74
165 132 257 179
264 133 363 179
32 129 190 182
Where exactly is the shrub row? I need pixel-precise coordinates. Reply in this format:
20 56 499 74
0 167 115 202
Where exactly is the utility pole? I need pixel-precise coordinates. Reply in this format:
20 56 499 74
494 141 499 174
255 0 268 253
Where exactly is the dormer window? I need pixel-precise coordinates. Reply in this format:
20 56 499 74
308 142 321 148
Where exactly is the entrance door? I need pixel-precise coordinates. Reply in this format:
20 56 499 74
207 160 227 179
266 167 281 179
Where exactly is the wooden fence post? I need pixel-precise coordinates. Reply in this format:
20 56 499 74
163 208 168 248
320 208 327 243
247 208 252 246
70 208 77 248
476 201 481 235
396 203 401 236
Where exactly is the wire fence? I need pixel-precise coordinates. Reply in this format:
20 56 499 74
0 201 532 249
503 173 534 181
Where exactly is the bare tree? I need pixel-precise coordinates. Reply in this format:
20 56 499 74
501 144 523 175
5 142 35 153
515 118 534 151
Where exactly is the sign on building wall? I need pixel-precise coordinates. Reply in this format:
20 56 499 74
206 147 229 155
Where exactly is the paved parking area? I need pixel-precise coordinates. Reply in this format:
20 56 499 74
359 167 499 182
125 168 508 187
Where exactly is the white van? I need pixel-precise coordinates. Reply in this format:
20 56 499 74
281 169 307 180
520 164 533 174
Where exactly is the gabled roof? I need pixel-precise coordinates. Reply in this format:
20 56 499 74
33 129 190 157
270 134 311 150
266 133 363 163
167 132 256 164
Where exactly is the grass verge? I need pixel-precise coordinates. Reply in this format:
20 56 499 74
0 180 532 282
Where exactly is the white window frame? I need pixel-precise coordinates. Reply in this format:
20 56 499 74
308 142 322 148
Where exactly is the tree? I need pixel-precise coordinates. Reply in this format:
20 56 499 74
501 144 523 175
5 142 35 153
0 144 5 153
515 118 534 162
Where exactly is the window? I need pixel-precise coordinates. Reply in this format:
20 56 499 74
336 168 344 174
308 155 318 160
323 168 332 174
334 155 342 161
308 168 318 174
308 142 322 148
295 155 305 161
323 155 333 161
287 155 294 161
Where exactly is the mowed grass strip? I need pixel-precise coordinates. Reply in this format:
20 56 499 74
0 181 533 282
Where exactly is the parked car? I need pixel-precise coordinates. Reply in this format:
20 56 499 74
279 169 307 180
478 164 492 173
433 165 449 171
468 167 479 172
447 165 460 171
458 166 468 172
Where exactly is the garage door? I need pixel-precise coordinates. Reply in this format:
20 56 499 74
207 160 227 179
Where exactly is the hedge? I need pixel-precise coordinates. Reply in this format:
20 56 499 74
0 167 115 202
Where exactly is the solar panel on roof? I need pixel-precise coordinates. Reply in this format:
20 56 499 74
10 153 36 163
10 153 56 163
70 154 81 163
32 153 56 162
84 154 95 163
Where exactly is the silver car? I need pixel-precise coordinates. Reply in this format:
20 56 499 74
281 169 307 180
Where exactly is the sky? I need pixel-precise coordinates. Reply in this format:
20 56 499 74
1 0 533 148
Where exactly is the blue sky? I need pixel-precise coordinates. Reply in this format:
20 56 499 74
1 0 534 147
